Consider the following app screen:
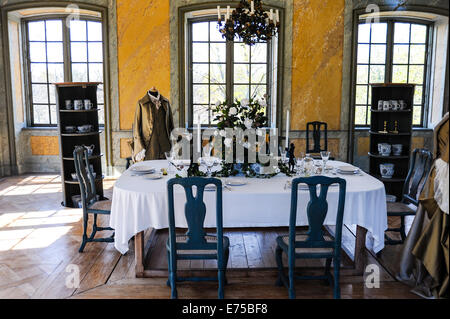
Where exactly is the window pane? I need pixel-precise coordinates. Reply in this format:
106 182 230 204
209 22 224 42
30 63 47 83
32 84 48 103
50 104 57 124
411 24 427 43
409 45 425 64
356 65 369 84
392 65 408 83
371 23 387 43
97 84 104 104
251 42 267 62
47 63 64 83
88 42 103 62
394 23 410 43
409 65 424 84
192 64 209 83
251 64 267 84
234 43 250 63
355 85 368 104
234 64 250 83
210 85 226 104
194 105 209 124
28 21 45 41
46 42 63 62
355 105 367 125
234 85 249 100
29 42 46 62
210 43 226 62
251 85 266 101
72 63 88 82
370 44 386 64
71 42 87 62
193 85 208 104
358 23 370 43
98 104 104 125
192 43 208 62
357 44 369 64
70 20 87 41
414 86 423 105
393 45 409 64
210 64 225 83
413 105 422 125
88 63 103 82
192 22 209 41
46 20 62 41
369 65 385 83
49 85 56 104
33 104 50 124
87 21 102 41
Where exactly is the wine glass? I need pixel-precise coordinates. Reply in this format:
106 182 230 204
165 151 174 176
280 147 287 164
320 151 331 172
294 157 304 176
199 156 221 178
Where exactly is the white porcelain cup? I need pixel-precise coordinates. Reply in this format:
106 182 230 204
377 100 384 110
84 99 92 110
392 144 403 156
383 101 391 111
74 100 83 110
65 100 73 110
380 163 395 179
378 143 391 156
399 100 407 110
391 100 400 111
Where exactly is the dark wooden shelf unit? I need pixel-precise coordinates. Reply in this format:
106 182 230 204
55 82 105 208
369 84 414 200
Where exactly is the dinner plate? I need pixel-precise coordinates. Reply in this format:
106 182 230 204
225 178 247 186
130 166 155 174
204 185 223 191
142 173 162 180
337 166 360 174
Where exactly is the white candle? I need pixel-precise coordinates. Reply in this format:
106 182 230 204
226 6 230 20
276 9 279 23
250 1 254 14
285 110 290 149
217 6 221 20
270 9 273 21
197 114 201 153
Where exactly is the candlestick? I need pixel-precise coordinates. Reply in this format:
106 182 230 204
250 1 254 14
275 10 279 23
285 110 290 149
217 5 221 20
197 114 201 153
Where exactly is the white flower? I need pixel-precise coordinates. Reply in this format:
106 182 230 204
243 142 251 149
215 100 221 107
256 128 264 136
213 130 219 136
260 99 267 107
229 107 238 115
219 130 226 137
224 138 233 147
244 117 253 129
241 99 249 107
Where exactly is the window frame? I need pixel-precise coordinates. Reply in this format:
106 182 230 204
186 16 273 128
353 17 433 127
22 14 104 127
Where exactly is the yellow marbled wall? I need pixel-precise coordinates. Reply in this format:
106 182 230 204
116 0 171 130
291 138 340 158
357 137 370 156
291 0 345 131
30 136 59 156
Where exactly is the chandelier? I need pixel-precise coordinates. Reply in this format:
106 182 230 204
217 0 280 46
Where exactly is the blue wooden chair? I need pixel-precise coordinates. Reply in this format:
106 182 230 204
166 177 229 299
275 176 346 299
74 145 114 252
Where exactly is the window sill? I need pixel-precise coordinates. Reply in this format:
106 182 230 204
22 127 58 131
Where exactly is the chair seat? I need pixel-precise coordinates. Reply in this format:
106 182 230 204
88 199 112 212
387 202 415 214
167 235 230 255
277 234 335 254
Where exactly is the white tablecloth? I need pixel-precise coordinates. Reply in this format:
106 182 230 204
110 160 387 255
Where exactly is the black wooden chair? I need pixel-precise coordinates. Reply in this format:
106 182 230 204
385 148 433 245
306 121 334 160
275 176 347 299
74 145 114 252
166 177 229 299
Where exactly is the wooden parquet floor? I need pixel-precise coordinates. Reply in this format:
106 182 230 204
0 174 419 299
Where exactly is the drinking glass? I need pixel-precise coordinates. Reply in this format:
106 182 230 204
294 157 304 176
199 156 221 178
280 147 287 164
320 151 331 171
165 151 174 175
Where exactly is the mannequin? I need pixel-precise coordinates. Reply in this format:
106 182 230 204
131 87 174 162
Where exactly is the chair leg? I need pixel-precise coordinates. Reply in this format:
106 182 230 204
79 211 89 253
275 245 284 287
288 257 296 299
166 250 171 287
218 269 225 299
89 213 98 240
324 258 332 286
400 216 406 242
333 257 341 299
169 252 177 299
224 249 230 285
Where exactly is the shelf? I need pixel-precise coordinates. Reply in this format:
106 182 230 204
61 131 102 137
369 131 411 136
59 109 99 113
368 153 409 159
370 109 412 113
373 174 406 183
63 154 103 161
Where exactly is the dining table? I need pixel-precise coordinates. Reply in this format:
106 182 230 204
109 160 387 277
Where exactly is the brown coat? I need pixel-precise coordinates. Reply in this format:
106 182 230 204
130 93 174 161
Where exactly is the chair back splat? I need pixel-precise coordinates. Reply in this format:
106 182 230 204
306 121 328 154
402 148 433 206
